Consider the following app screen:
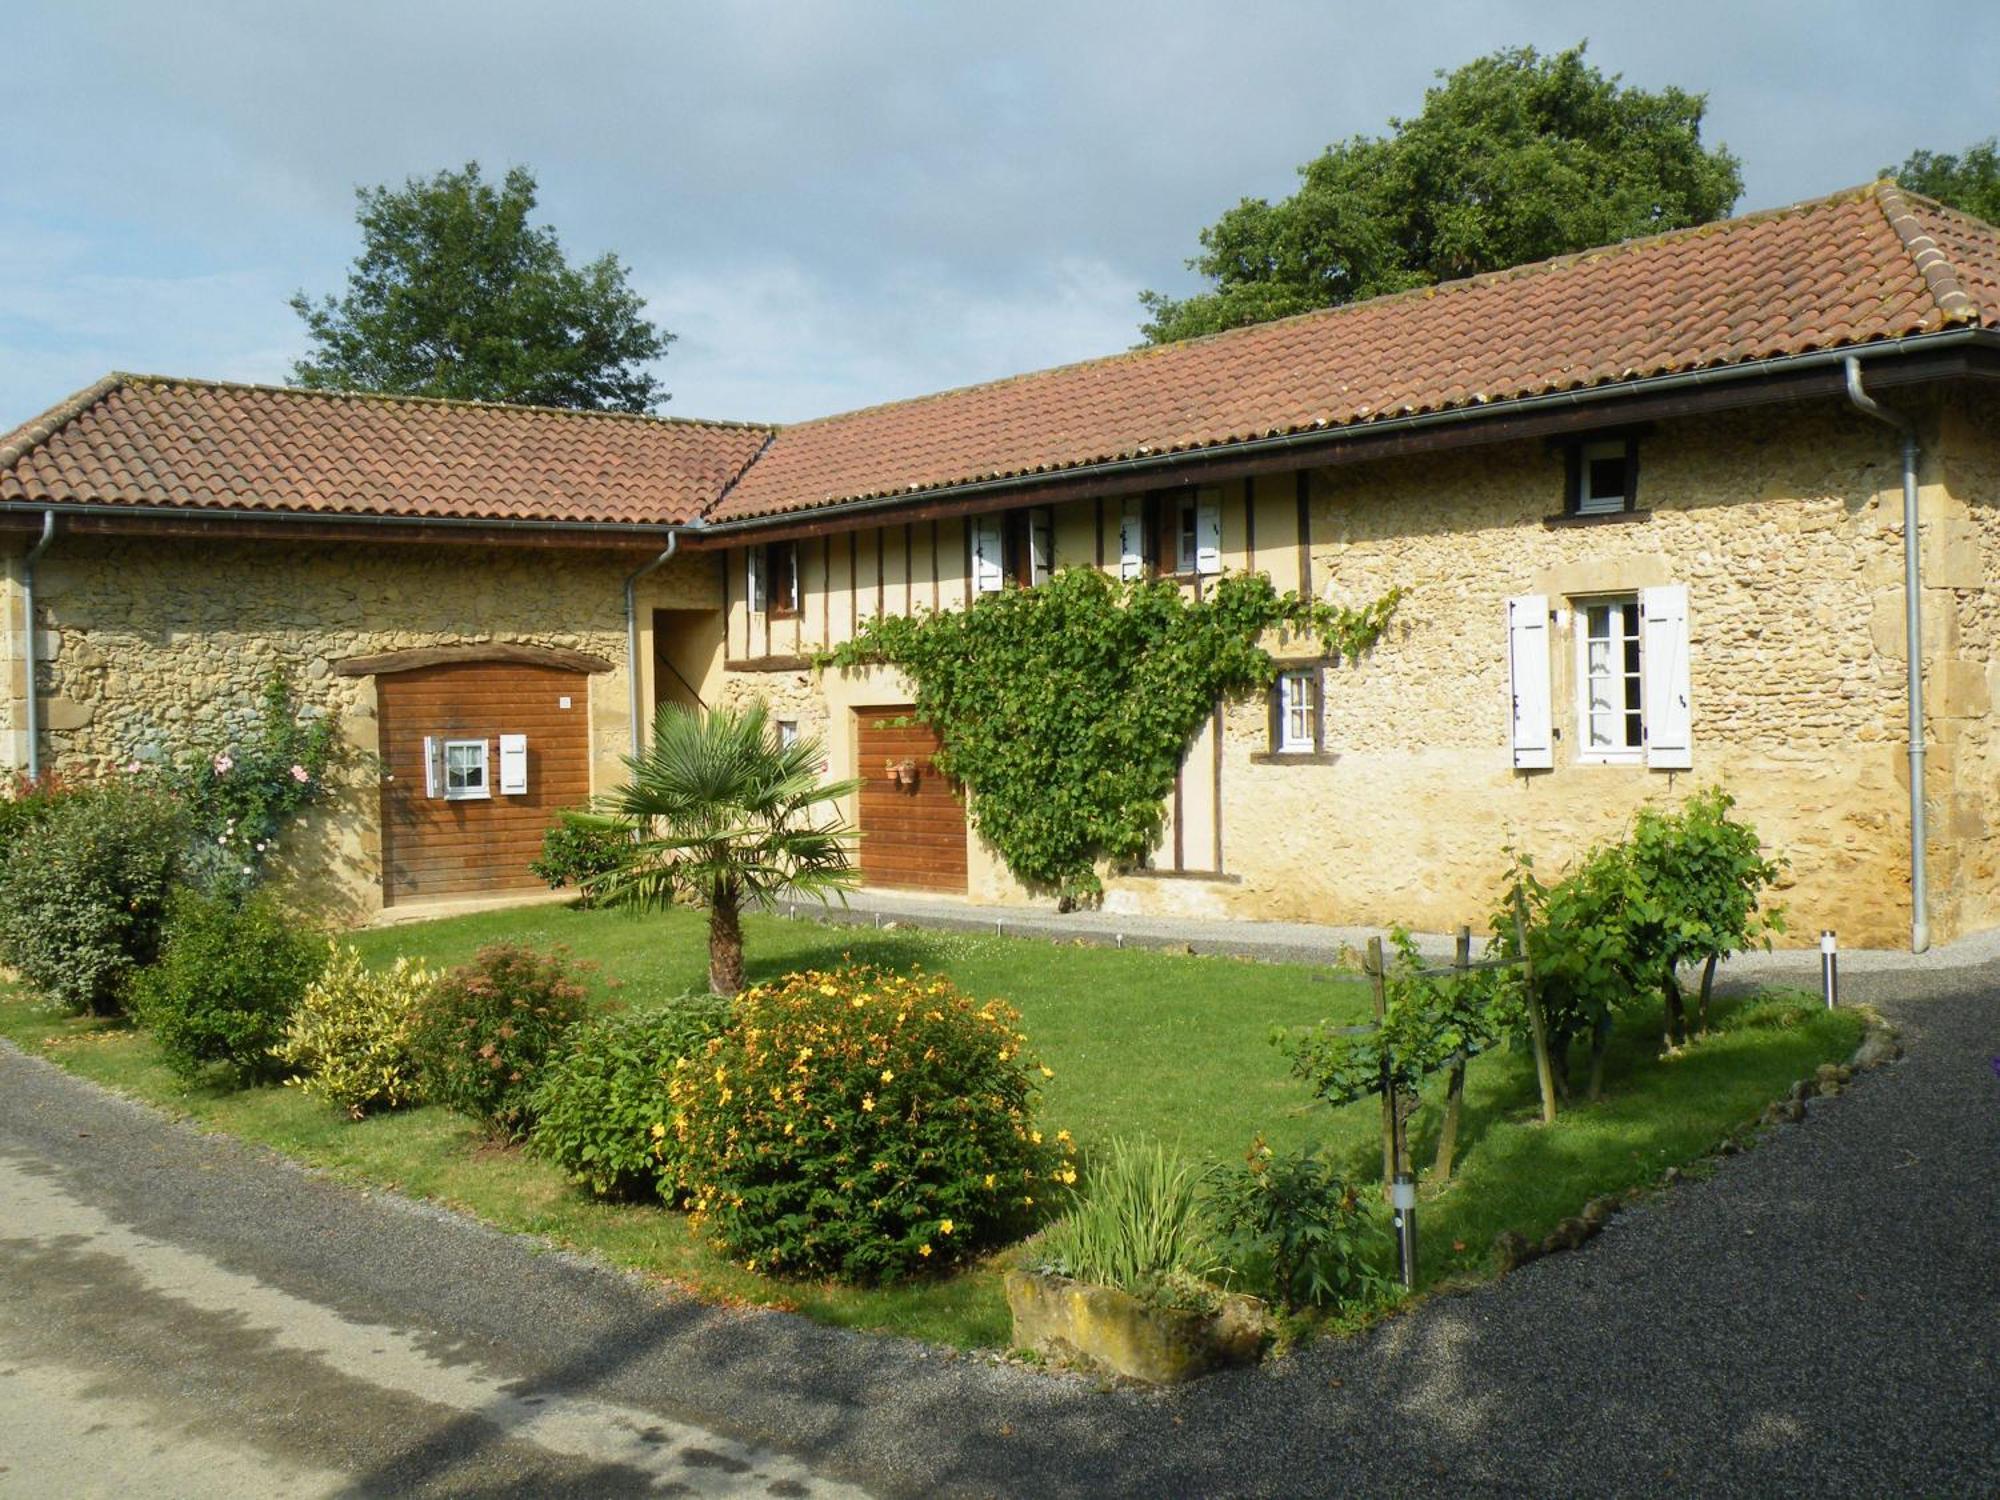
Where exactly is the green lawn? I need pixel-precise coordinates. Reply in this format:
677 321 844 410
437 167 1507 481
0 902 1863 1349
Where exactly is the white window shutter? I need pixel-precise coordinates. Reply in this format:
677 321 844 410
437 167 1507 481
745 547 764 613
1029 507 1054 586
422 735 443 798
1507 595 1553 770
972 515 1005 594
1641 584 1693 769
1195 489 1222 575
1118 498 1146 580
498 734 528 795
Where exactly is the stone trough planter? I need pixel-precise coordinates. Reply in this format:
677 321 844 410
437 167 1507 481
1003 1268 1267 1384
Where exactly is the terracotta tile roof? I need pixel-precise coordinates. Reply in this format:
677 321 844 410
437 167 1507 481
2 183 1994 535
0 376 772 527
710 182 2000 523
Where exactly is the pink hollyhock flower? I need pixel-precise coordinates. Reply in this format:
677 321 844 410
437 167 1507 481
290 764 310 783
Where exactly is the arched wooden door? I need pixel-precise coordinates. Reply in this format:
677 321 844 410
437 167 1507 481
377 661 590 904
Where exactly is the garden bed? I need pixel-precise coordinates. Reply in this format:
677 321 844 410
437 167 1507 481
0 902 1865 1351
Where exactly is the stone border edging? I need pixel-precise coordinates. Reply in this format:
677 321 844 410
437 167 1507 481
1492 1010 1902 1275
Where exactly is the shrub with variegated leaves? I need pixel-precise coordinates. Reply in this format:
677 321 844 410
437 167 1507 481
274 943 438 1117
668 964 1072 1284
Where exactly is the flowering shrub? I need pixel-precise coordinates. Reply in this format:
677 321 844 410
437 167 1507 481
408 944 592 1138
0 781 185 1015
160 671 337 893
0 771 85 860
131 890 329 1085
272 943 439 1117
528 996 733 1199
668 965 1073 1283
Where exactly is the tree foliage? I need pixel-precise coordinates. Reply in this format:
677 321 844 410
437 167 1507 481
291 162 673 412
1488 786 1783 1098
1885 138 2000 225
1141 43 1743 343
1281 929 1510 1107
825 568 1400 901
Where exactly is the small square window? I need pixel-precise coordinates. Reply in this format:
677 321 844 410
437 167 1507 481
443 739 490 800
1274 668 1319 754
776 719 799 749
1574 438 1634 515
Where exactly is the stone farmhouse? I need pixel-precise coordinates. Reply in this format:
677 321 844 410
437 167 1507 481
2 182 1997 948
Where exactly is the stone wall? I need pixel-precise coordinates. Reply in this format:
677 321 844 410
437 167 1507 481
9 534 716 920
1159 398 1932 948
1941 384 2000 941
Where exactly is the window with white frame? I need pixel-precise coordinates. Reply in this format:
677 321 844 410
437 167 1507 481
1572 437 1636 515
1274 667 1319 754
1507 586 1691 772
443 738 490 799
1174 489 1223 576
776 719 799 749
1578 597 1644 759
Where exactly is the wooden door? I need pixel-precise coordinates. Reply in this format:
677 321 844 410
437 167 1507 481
377 662 590 904
855 707 967 893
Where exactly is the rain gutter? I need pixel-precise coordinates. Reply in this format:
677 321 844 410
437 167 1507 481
20 509 56 780
1844 355 1930 953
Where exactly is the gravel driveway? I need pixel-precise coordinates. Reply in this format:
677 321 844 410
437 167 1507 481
1 960 1994 1498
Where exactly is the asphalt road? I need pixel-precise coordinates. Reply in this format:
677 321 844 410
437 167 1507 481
1 959 1994 1498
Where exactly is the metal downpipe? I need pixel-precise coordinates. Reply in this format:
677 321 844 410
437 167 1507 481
1844 357 1929 953
624 532 681 760
21 510 55 781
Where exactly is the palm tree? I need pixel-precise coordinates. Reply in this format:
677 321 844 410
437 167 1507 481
583 701 859 995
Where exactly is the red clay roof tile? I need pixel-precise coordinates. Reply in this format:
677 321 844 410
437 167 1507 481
0 377 772 526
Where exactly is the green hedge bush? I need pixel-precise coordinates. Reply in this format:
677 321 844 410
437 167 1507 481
529 996 733 1199
409 944 592 1138
132 890 328 1085
273 944 439 1117
528 818 631 906
0 782 185 1016
667 965 1072 1283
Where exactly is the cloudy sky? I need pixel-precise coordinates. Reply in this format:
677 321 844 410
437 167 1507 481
4 0 1994 427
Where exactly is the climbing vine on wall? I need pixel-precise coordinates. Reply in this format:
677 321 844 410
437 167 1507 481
822 568 1401 901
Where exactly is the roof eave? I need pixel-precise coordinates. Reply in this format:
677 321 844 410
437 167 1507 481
685 327 2000 544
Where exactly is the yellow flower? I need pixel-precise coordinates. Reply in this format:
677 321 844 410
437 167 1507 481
1058 1167 1078 1185
819 984 838 997
918 1243 932 1258
850 995 865 1008
649 1122 667 1140
1040 1065 1055 1079
1030 1130 1043 1145
880 1069 894 1084
939 1219 954 1236
861 1095 875 1112
984 1173 996 1189
1056 1129 1071 1144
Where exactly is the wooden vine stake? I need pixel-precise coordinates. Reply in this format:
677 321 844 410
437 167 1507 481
1367 936 1398 1201
1513 887 1559 1125
1433 926 1472 1182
